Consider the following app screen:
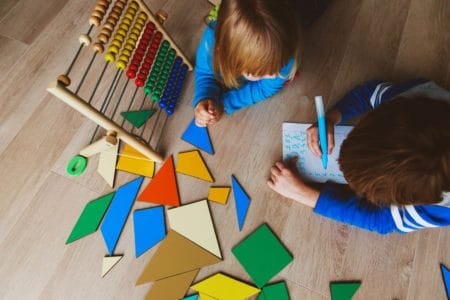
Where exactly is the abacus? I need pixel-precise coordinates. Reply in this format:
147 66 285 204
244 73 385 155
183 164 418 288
47 0 193 169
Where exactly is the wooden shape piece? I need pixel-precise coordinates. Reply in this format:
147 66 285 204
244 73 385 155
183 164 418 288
117 144 155 178
136 230 221 285
441 264 450 299
97 141 119 187
232 224 293 288
181 118 214 155
167 200 222 258
190 273 260 299
329 282 361 300
133 206 166 258
231 175 250 231
102 255 123 277
182 294 199 300
257 281 290 300
198 294 216 300
138 155 180 207
100 177 144 254
144 269 199 300
176 150 214 182
207 186 230 205
121 109 156 128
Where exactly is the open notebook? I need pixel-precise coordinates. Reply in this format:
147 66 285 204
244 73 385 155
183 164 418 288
282 123 354 184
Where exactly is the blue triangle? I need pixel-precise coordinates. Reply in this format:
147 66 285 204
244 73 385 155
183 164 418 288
133 206 166 258
181 119 214 155
231 175 251 231
441 264 450 298
100 177 144 254
182 294 199 300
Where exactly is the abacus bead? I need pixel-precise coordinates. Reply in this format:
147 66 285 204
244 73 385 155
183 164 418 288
79 34 91 46
136 78 145 87
105 52 115 62
166 108 174 115
144 86 151 94
89 16 101 26
126 70 136 78
116 60 127 70
93 42 105 53
57 74 71 86
159 101 166 108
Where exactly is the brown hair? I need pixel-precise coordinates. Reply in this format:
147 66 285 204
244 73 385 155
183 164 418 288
339 96 450 206
213 0 303 88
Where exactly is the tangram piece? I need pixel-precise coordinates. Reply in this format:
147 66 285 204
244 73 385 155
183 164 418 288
117 144 155 178
97 141 119 187
208 186 230 205
101 177 144 254
102 255 123 277
190 273 260 300
176 150 214 182
231 175 251 231
182 294 199 300
121 109 156 128
138 155 180 207
136 230 221 285
145 269 199 300
181 118 214 155
232 224 293 288
329 282 361 300
133 206 166 258
440 264 450 299
167 200 222 258
198 294 216 300
66 192 114 244
257 281 290 300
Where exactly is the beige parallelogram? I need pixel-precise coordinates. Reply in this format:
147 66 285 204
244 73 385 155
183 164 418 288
97 142 119 188
102 255 123 277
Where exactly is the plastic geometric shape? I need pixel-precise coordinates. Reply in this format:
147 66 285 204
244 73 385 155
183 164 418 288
190 273 260 299
97 141 119 187
231 175 251 231
100 177 144 254
66 154 87 176
207 186 231 205
329 281 361 300
182 294 199 300
232 224 293 288
133 206 166 258
176 150 214 182
102 255 123 277
121 109 156 128
136 230 221 285
138 155 180 207
440 264 450 299
257 281 290 300
181 118 214 155
66 192 115 244
167 200 222 258
145 269 199 300
198 294 216 300
117 144 155 178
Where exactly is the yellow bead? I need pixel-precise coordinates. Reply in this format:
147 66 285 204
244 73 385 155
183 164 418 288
124 44 134 52
117 28 127 37
119 23 129 32
136 17 146 26
105 52 116 63
112 39 121 48
133 23 143 32
107 44 120 54
121 48 131 58
116 60 126 70
132 28 141 36
129 1 139 10
128 33 138 41
138 12 147 21
122 17 131 26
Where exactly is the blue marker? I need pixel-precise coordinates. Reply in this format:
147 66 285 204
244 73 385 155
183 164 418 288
314 96 328 169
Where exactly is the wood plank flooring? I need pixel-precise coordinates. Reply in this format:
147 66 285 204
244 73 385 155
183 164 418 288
0 0 449 299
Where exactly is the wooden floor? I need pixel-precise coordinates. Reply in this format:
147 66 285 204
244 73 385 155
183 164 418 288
0 0 449 299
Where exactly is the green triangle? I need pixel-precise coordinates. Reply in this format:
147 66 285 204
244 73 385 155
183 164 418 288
66 192 115 244
257 281 289 300
330 282 361 300
121 110 156 128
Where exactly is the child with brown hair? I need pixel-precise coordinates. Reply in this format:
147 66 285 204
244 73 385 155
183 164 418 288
268 79 450 234
193 0 303 127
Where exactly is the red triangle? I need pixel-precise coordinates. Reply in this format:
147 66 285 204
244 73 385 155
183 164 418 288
138 155 180 206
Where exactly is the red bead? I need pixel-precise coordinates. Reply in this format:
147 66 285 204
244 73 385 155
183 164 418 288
126 70 136 78
135 78 145 87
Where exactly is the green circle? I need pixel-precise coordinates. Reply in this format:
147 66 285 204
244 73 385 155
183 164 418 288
66 155 87 176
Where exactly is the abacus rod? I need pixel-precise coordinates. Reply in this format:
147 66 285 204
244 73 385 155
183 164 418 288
120 86 139 128
64 25 94 77
155 114 169 151
87 62 109 104
147 108 162 144
75 52 97 94
109 79 130 121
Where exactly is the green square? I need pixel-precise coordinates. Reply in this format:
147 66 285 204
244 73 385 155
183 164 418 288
257 281 290 300
232 224 293 287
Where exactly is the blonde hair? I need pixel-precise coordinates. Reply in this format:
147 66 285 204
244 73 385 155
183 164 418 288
213 0 303 88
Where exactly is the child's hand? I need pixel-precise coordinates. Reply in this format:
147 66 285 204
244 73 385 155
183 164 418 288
194 99 223 127
306 120 335 157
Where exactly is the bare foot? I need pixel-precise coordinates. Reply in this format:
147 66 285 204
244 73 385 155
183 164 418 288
267 157 320 208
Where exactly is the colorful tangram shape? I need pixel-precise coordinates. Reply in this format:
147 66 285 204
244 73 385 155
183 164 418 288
136 230 221 285
330 281 361 300
182 294 199 300
441 264 450 299
101 177 143 254
116 144 155 178
133 206 166 258
138 155 180 207
257 281 290 300
120 109 156 128
231 175 251 231
167 200 222 258
176 150 214 182
208 186 231 205
145 269 199 300
66 192 114 244
102 255 123 277
190 273 260 300
181 118 214 155
97 141 119 187
232 224 293 288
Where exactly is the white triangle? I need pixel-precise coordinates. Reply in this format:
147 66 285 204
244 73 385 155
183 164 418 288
102 255 123 277
97 142 119 188
167 200 222 258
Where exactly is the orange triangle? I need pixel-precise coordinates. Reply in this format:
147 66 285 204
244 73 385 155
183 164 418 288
136 230 221 285
138 155 180 207
144 269 199 300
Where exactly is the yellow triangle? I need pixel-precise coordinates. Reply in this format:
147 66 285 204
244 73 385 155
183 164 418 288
102 255 123 277
199 293 218 300
207 187 231 205
116 144 155 178
191 273 260 300
176 150 214 182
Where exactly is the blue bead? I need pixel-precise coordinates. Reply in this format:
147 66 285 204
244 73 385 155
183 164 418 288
159 101 167 108
166 108 174 115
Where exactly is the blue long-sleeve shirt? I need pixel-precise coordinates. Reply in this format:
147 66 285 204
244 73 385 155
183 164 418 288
313 79 450 234
193 23 295 114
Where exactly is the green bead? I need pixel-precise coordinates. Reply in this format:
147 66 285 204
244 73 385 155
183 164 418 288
144 86 152 94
